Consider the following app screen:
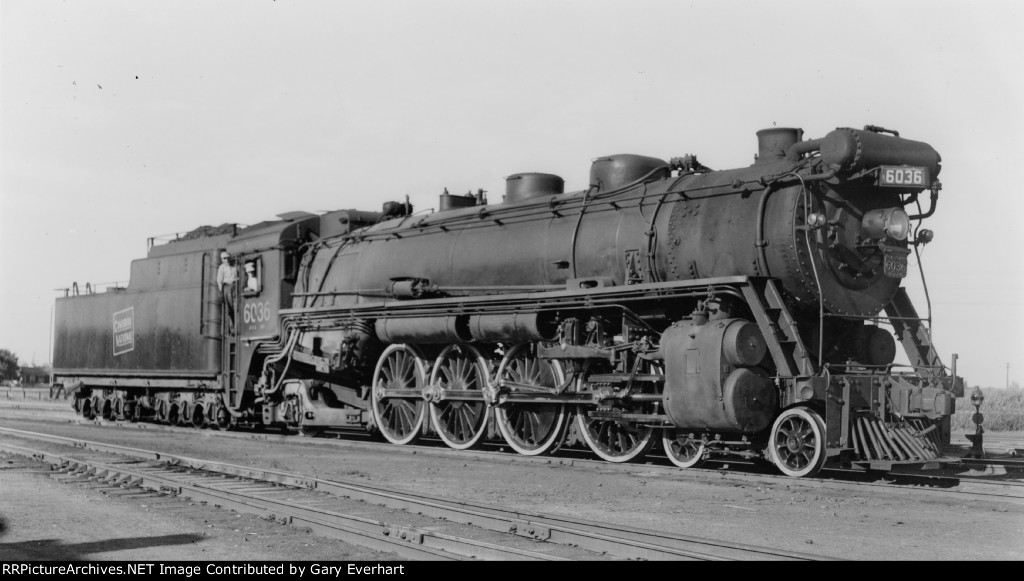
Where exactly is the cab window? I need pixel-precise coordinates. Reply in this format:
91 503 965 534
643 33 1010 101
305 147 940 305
242 258 263 296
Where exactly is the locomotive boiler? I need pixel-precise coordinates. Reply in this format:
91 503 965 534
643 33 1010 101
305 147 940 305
52 124 963 478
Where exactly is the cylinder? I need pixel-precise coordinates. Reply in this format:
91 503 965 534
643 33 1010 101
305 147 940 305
721 367 776 432
846 325 897 366
722 320 767 367
661 318 775 433
866 327 896 366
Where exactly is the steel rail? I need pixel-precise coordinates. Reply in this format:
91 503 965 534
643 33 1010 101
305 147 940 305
0 440 566 562
6 415 1022 504
10 411 1023 505
0 426 821 561
960 458 1024 469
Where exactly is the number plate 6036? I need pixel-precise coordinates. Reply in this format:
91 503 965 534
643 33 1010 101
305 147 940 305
879 166 928 187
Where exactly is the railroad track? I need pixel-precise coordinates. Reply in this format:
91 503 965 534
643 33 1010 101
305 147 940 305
24 413 1024 499
6 412 1024 509
6 404 1024 506
0 427 823 561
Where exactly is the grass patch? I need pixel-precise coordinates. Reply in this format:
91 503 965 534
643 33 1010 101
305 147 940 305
952 387 1024 432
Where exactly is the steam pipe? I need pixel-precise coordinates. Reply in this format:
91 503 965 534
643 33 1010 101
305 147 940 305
907 189 939 220
785 138 824 161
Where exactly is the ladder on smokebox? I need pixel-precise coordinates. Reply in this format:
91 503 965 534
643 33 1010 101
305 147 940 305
741 278 815 378
740 279 954 464
741 281 946 379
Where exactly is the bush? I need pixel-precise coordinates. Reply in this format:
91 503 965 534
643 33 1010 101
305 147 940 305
952 387 1024 432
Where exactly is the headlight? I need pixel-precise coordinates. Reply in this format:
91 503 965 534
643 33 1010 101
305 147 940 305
885 209 911 240
862 208 911 241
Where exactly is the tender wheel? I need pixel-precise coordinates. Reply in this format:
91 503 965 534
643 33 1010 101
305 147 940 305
102 398 115 420
156 400 171 423
80 397 94 419
191 404 207 428
494 343 569 456
176 402 191 426
129 400 142 422
768 407 827 478
371 344 428 445
214 405 231 430
662 430 707 468
429 344 491 450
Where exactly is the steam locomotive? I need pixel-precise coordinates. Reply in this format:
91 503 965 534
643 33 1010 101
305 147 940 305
53 125 964 477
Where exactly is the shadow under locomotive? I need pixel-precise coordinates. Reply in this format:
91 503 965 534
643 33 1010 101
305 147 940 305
52 125 964 478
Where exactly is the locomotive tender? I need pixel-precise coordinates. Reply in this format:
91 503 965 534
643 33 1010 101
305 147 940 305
53 125 964 477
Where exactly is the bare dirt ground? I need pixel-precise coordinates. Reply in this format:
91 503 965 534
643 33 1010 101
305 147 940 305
0 453 398 561
1 399 1022 561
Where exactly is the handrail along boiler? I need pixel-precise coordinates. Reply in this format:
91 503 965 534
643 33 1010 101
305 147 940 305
52 125 963 477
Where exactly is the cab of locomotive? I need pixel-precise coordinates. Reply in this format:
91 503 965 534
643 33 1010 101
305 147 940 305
226 214 319 341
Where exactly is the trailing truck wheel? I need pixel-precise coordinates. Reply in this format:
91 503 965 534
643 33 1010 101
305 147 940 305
428 344 491 450
371 344 428 446
768 407 827 478
577 411 654 462
662 431 707 469
575 360 659 463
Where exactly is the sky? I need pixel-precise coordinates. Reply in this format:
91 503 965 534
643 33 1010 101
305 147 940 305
1 0 1022 388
